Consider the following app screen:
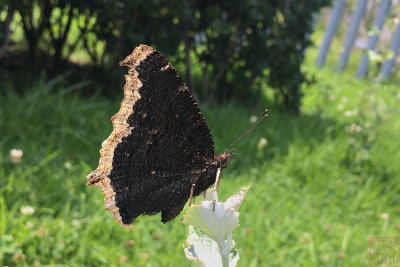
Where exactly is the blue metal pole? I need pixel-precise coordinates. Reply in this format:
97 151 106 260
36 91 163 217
356 0 391 78
379 25 400 80
338 0 368 71
316 0 346 67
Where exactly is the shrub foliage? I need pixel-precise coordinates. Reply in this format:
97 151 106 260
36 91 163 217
1 0 331 112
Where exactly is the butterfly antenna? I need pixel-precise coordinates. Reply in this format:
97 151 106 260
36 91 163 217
223 109 268 153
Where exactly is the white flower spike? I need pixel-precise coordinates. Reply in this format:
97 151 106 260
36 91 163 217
10 149 23 164
182 186 250 267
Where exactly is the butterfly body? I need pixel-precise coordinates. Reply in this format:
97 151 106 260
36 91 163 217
87 45 234 226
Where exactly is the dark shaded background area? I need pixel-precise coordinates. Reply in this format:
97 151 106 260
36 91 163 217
0 0 331 113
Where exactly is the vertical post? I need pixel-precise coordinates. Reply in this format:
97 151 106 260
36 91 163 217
356 0 391 78
379 25 400 80
338 0 368 71
316 0 346 67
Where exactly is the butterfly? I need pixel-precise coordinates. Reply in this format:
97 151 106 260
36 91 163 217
87 44 267 226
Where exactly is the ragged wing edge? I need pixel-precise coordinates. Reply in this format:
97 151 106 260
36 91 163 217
86 44 155 227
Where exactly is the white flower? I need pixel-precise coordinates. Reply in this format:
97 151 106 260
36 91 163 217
224 186 250 212
380 213 389 220
184 226 239 267
10 149 23 164
20 206 35 215
183 201 239 244
257 138 268 149
64 162 72 169
249 115 258 124
202 188 215 201
368 50 382 63
348 123 362 133
344 110 356 117
72 219 81 228
182 186 249 267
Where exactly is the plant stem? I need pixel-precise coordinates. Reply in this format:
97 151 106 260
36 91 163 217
217 235 231 267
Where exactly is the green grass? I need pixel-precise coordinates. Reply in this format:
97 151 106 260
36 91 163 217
1 49 400 266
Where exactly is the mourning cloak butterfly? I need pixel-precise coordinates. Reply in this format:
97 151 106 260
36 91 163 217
87 44 266 226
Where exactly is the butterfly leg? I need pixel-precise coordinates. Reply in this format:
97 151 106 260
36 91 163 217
188 183 195 206
212 168 221 211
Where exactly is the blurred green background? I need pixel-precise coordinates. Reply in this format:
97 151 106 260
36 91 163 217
1 0 400 266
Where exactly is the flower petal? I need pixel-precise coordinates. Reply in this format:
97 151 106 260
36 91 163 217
224 186 250 211
184 226 222 267
182 201 239 244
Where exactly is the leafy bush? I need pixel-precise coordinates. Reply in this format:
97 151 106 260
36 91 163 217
2 0 332 112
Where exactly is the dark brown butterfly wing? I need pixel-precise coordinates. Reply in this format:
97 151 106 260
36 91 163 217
87 45 215 225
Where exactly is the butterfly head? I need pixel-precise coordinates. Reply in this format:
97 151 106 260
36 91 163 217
215 151 235 169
